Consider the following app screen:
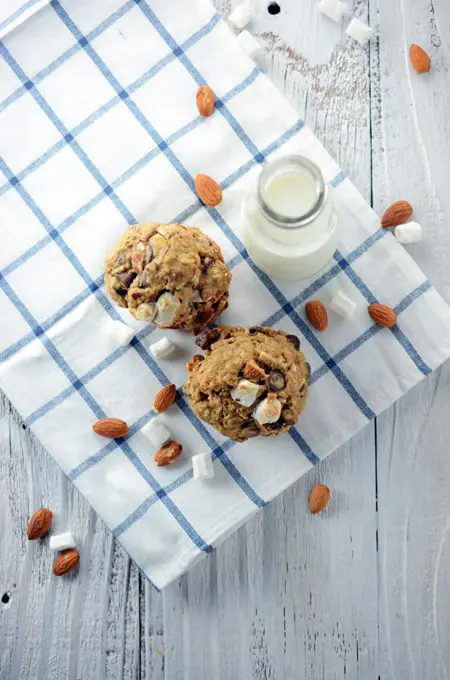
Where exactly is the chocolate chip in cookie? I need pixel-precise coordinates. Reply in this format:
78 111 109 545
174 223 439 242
305 362 311 381
286 334 301 350
195 328 220 350
202 256 213 272
267 370 286 391
116 271 136 289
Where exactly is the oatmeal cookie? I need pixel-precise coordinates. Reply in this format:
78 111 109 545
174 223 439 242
104 223 231 332
183 325 309 442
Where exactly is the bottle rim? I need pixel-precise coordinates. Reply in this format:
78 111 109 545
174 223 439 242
257 155 328 229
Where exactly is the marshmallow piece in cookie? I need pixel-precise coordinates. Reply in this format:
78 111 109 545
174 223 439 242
150 337 175 360
155 292 181 327
192 452 214 480
318 0 347 22
237 30 264 62
110 320 136 346
329 290 357 319
134 302 156 322
394 221 422 244
253 393 282 425
231 379 260 407
49 532 76 551
346 18 373 45
141 419 171 448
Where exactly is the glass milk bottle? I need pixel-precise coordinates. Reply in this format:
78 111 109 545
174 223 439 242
241 155 339 280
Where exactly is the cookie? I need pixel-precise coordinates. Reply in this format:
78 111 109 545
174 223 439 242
183 325 309 442
105 223 231 333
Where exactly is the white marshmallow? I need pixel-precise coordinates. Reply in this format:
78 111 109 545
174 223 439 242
141 419 171 448
318 0 347 22
231 379 260 407
155 292 181 327
329 290 357 319
134 302 156 322
192 452 214 480
49 532 76 551
394 221 422 244
228 4 253 30
253 394 282 425
236 30 264 62
346 18 373 45
110 320 136 346
150 337 176 360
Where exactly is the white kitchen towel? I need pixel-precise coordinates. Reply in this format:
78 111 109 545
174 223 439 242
1 0 450 590
0 0 50 39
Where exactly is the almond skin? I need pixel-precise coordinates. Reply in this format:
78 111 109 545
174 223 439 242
410 44 431 73
53 549 80 576
368 303 397 327
154 440 182 467
194 174 222 207
243 361 265 381
196 85 215 117
309 484 331 515
27 508 52 540
92 418 128 438
305 300 328 331
153 384 177 413
381 200 413 227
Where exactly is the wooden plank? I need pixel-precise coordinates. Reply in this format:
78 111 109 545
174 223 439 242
162 1 379 678
371 0 450 677
0 394 146 680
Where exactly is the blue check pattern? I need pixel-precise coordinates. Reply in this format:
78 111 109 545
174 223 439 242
0 0 448 589
0 0 45 36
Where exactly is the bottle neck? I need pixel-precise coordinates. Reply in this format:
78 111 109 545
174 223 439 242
257 155 327 230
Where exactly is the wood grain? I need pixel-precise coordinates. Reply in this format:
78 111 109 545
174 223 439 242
1 0 449 677
371 0 450 678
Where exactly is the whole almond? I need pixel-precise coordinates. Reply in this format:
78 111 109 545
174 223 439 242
196 85 215 117
309 484 331 515
194 174 222 207
410 44 431 73
53 548 80 576
154 440 182 467
153 384 176 413
27 508 52 540
305 300 328 331
368 303 397 327
92 418 128 438
381 200 413 227
243 361 265 381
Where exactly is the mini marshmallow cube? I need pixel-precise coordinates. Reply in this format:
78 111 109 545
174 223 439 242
231 379 260 407
150 337 175 360
49 531 76 551
236 30 264 62
329 290 357 319
318 0 347 22
394 221 423 244
228 4 253 30
253 395 282 425
346 18 373 45
154 292 181 328
141 419 171 448
192 452 215 481
110 320 136 346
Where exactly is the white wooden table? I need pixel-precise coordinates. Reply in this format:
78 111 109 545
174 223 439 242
2 0 450 677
